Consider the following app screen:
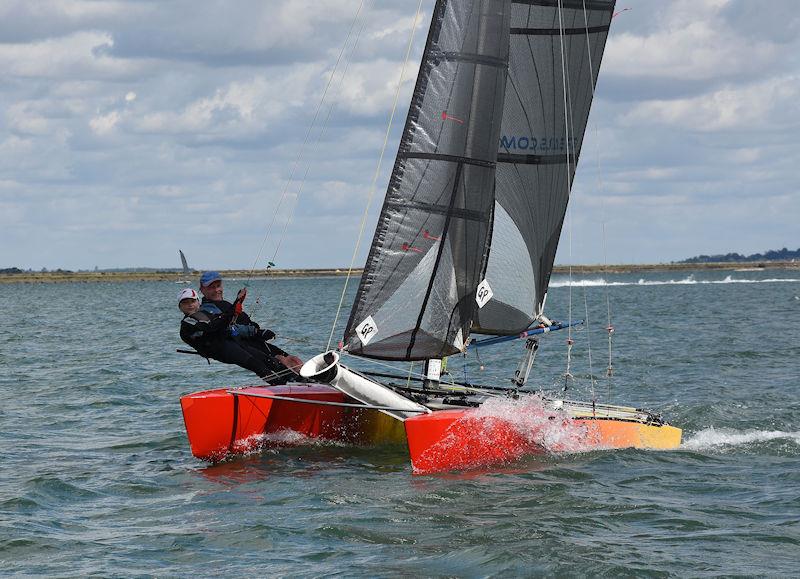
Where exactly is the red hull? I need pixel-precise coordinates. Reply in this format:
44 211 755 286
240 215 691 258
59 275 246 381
404 409 548 474
180 383 408 461
404 406 682 474
180 384 349 461
181 386 681 472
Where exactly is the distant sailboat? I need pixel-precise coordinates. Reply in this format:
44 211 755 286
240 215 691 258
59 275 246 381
176 249 192 283
180 0 681 472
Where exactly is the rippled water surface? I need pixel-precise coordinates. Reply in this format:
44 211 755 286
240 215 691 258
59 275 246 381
2 270 799 576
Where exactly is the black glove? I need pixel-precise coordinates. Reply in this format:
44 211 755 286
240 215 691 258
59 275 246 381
259 328 276 341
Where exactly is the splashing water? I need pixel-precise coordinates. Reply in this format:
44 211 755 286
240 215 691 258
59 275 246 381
413 396 595 474
471 396 595 453
548 275 800 288
230 429 348 457
682 427 800 451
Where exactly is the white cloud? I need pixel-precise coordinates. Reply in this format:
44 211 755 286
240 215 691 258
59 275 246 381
605 0 780 83
0 0 131 21
135 69 322 136
0 0 797 269
7 103 51 135
622 75 800 131
333 59 419 117
89 110 120 135
0 31 141 79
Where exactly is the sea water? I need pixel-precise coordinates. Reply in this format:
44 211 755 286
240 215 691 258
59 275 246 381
1 270 799 576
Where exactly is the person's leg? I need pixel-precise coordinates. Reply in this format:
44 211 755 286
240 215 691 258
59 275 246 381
204 340 279 382
237 342 291 385
246 340 304 376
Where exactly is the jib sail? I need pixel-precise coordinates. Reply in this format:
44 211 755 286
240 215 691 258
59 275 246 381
476 0 615 334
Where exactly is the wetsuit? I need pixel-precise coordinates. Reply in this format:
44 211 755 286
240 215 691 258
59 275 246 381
180 299 290 384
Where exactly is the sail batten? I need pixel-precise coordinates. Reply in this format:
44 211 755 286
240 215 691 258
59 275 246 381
399 152 496 168
511 25 609 35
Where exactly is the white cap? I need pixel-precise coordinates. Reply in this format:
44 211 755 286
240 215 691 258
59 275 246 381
177 288 200 303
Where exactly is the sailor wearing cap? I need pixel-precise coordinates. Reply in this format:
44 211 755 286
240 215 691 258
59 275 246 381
177 288 201 316
177 271 304 384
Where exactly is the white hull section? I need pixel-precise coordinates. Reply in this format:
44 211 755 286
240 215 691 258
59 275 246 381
300 352 429 421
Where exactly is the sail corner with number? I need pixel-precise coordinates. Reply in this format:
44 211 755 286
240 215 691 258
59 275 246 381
343 0 615 359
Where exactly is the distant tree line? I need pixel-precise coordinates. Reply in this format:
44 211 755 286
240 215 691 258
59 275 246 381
1 267 75 274
681 247 800 264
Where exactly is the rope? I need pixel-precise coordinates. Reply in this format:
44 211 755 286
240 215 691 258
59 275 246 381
239 0 368 335
557 1 576 389
326 0 426 351
581 0 615 395
245 0 368 286
268 18 368 270
228 390 429 413
583 288 596 403
339 350 429 382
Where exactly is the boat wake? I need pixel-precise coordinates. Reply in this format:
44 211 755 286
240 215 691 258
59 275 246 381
682 427 800 451
230 429 349 457
549 275 800 288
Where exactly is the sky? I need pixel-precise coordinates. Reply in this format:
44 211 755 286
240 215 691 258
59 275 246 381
1 0 798 271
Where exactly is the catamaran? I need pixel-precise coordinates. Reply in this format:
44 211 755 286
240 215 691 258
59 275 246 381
180 0 681 473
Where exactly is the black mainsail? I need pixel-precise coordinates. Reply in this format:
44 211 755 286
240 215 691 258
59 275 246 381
344 0 614 360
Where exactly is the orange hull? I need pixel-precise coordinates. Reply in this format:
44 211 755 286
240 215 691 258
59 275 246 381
404 408 682 474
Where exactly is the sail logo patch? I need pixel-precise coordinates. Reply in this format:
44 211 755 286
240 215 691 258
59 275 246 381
355 316 378 346
475 280 493 309
499 135 577 153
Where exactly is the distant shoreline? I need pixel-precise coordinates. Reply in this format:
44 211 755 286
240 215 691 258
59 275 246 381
1 261 797 284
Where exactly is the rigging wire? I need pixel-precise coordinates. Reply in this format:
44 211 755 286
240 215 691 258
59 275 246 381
267 18 368 274
557 0 575 390
326 0 427 352
243 0 368 317
582 0 616 396
340 350 428 383
583 288 597 403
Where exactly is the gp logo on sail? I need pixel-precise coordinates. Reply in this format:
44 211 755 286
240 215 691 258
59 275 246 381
500 135 578 152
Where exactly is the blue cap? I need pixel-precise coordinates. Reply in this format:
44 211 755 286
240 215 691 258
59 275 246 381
199 271 222 287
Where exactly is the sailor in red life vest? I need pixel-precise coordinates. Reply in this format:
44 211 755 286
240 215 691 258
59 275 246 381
178 272 303 383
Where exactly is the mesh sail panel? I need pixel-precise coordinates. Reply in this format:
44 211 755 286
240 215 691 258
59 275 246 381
475 0 615 334
344 0 512 360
